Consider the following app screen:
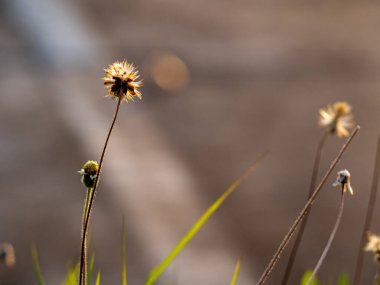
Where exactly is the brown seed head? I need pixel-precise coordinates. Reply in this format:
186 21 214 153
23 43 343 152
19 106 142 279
319 101 354 137
365 231 380 264
102 60 143 103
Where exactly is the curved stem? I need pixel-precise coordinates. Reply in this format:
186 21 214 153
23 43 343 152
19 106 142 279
353 135 380 285
281 132 328 285
79 96 122 285
306 193 345 285
255 126 360 285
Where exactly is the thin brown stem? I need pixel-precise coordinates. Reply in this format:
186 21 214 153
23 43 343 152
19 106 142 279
306 193 346 285
79 96 122 285
281 131 329 285
373 267 380 285
255 126 360 285
353 135 380 285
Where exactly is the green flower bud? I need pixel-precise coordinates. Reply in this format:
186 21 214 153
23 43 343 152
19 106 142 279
78 160 99 188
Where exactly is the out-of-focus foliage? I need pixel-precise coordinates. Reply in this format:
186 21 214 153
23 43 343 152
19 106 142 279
300 270 349 285
230 258 241 285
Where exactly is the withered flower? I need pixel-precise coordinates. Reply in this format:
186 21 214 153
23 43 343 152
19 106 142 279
78 160 99 188
102 60 142 103
319 102 354 137
333 169 353 195
0 242 15 268
365 231 380 263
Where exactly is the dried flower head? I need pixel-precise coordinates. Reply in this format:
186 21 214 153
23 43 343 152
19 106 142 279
102 60 142 103
78 160 99 188
333 169 353 195
365 231 380 263
0 242 15 268
319 101 354 137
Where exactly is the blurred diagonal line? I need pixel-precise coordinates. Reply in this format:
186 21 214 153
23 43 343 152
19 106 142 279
6 0 96 68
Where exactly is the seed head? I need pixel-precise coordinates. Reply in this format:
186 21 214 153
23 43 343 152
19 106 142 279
333 169 353 195
78 160 99 188
0 243 15 268
102 60 143 103
319 101 354 137
365 231 380 264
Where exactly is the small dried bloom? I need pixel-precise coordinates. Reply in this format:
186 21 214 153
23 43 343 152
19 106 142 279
0 242 15 268
319 101 354 137
78 160 99 188
102 60 142 103
365 231 380 263
333 169 353 195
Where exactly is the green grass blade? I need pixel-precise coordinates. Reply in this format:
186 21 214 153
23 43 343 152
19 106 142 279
230 258 242 285
122 218 128 285
301 270 318 285
31 244 45 285
61 263 79 285
144 152 267 285
95 272 101 285
88 253 95 285
337 273 349 285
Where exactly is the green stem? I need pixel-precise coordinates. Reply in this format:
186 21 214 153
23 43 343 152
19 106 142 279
81 188 92 285
79 96 122 285
281 131 328 285
84 188 92 228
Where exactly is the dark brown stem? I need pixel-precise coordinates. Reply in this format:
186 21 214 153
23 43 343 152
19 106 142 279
255 126 360 285
79 96 122 285
281 132 329 285
306 192 346 285
353 135 380 285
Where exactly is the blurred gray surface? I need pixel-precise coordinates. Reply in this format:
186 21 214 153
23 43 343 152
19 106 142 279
1 1 380 284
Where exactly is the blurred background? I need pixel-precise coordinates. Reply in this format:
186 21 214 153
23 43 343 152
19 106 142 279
1 0 380 284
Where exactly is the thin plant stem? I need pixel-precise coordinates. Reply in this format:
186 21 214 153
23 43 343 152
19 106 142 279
306 193 346 285
281 131 329 285
373 267 380 285
353 135 380 285
83 188 92 228
122 217 128 285
81 187 92 285
255 126 360 285
79 96 122 285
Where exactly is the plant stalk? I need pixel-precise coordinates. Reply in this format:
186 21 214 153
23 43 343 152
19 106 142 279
353 135 380 285
306 193 346 285
255 126 360 285
373 267 380 285
81 187 92 285
79 96 122 285
281 131 328 285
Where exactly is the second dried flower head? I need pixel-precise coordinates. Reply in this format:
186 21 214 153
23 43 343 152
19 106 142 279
102 60 143 103
319 101 354 137
366 231 380 263
0 242 15 268
333 169 354 195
